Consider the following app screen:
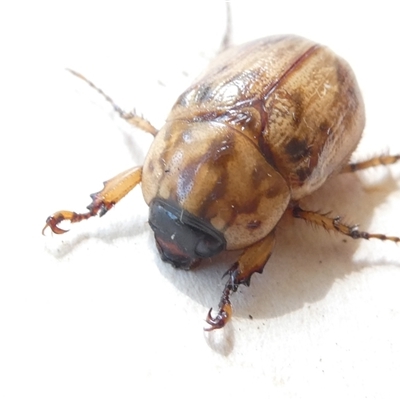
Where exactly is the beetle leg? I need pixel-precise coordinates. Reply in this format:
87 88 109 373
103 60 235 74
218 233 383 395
42 166 142 235
204 231 276 331
292 206 400 244
341 154 400 173
67 69 158 136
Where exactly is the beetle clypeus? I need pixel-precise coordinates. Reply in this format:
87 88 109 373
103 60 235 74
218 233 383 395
43 16 400 331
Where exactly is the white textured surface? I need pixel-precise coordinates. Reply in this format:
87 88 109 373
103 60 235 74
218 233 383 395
1 1 400 399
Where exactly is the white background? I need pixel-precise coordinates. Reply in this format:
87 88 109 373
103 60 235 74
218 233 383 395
1 1 400 399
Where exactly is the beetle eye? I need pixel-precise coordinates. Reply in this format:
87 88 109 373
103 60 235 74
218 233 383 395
195 235 225 257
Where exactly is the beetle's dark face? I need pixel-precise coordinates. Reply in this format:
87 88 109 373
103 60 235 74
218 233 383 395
148 198 226 270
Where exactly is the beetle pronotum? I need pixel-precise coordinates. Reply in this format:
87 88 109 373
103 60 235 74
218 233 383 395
43 11 400 330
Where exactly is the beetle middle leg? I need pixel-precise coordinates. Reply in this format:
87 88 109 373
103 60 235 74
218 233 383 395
292 206 400 244
204 231 276 331
341 155 400 173
42 166 142 234
67 69 158 136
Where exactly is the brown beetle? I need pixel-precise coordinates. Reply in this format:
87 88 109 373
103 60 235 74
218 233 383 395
43 33 400 330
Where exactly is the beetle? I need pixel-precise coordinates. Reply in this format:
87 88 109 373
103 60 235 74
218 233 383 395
43 20 400 331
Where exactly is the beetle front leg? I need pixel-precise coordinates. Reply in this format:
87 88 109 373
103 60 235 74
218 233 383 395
204 231 276 331
43 166 142 234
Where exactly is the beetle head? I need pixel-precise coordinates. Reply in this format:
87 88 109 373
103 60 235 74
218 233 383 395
148 198 226 270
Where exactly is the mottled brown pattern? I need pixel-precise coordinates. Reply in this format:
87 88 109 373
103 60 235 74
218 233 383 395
246 220 261 230
142 119 290 250
295 167 312 183
168 36 364 200
285 138 311 162
142 34 365 249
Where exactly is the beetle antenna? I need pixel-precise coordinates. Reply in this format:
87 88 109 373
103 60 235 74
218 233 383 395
66 68 126 119
66 68 158 135
219 2 233 53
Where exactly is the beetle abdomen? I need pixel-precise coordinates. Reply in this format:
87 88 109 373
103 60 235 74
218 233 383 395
172 35 365 199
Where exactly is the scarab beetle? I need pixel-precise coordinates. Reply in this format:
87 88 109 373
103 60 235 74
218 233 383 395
43 30 400 330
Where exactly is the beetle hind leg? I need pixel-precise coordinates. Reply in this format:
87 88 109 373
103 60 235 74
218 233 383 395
292 206 400 244
341 154 400 173
204 231 275 331
42 166 142 235
67 69 158 136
